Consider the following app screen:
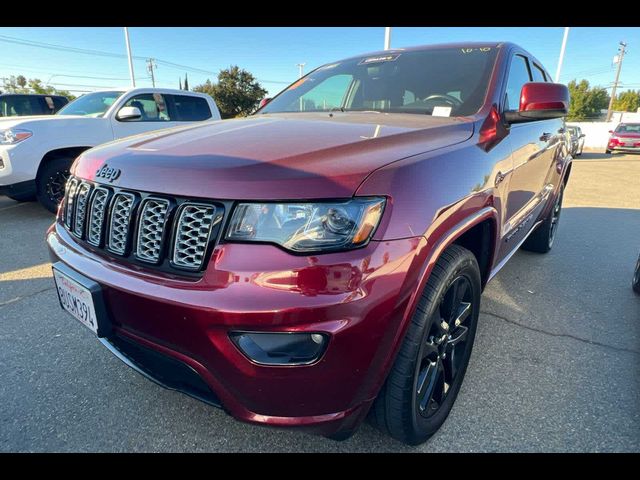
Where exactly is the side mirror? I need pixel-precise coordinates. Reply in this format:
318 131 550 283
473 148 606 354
116 106 142 121
258 97 272 110
504 82 570 124
608 130 614 134
580 134 586 138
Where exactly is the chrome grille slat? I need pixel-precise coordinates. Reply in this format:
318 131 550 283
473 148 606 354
135 198 170 263
107 192 135 255
172 204 216 270
72 182 92 238
87 187 109 246
63 178 79 230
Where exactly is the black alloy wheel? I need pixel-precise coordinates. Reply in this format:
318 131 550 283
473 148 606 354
416 276 473 418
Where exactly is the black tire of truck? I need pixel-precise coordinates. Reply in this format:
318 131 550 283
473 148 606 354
36 156 72 214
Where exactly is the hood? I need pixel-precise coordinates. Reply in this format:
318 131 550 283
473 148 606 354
74 112 475 200
0 114 91 129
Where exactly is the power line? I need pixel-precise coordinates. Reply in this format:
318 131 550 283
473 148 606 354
0 33 292 87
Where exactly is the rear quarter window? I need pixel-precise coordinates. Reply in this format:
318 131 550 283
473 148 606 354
170 95 212 121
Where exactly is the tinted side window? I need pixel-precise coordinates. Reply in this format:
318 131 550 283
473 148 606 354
121 93 170 122
169 95 212 121
531 62 547 82
505 54 532 111
52 96 68 111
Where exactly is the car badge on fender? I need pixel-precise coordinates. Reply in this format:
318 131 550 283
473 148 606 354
96 164 121 183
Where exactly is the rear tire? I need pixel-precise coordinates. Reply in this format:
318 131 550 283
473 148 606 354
369 245 481 445
522 185 564 254
36 156 73 213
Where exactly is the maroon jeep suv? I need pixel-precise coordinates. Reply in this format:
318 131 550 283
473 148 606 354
47 42 571 445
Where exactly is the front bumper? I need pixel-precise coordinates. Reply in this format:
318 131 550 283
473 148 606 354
47 222 427 436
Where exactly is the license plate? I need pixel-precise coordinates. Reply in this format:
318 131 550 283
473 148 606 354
53 269 98 333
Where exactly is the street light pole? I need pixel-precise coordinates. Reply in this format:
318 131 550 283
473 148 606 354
384 27 392 50
296 63 306 111
554 27 570 83
124 27 136 88
606 41 627 123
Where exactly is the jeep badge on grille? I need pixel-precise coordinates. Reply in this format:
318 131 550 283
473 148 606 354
96 164 121 183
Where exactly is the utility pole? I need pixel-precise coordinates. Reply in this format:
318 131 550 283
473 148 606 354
296 63 306 111
123 27 136 87
606 41 627 123
146 58 157 87
554 27 570 83
384 27 392 50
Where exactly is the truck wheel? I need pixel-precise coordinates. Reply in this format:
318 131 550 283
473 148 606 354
369 245 481 445
36 156 72 213
522 185 564 254
633 254 640 295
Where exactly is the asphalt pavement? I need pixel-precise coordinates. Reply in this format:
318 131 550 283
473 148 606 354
1 152 638 452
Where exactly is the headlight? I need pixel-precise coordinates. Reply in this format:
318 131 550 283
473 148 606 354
0 128 33 145
225 197 386 253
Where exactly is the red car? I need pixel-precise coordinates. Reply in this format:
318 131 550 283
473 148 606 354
47 42 571 445
606 123 640 154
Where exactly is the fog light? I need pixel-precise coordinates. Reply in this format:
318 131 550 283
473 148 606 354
229 331 329 366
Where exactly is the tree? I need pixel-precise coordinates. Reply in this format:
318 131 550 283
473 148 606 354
567 79 609 121
184 73 189 91
612 90 640 113
194 66 267 119
1 74 75 100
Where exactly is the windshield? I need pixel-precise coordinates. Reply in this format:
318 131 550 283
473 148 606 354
260 46 499 117
615 123 640 134
57 91 124 117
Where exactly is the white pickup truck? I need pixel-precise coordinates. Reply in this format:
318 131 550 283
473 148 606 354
0 87 221 212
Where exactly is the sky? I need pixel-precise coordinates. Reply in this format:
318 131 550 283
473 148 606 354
0 27 638 97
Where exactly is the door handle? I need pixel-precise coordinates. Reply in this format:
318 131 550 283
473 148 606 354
540 132 552 142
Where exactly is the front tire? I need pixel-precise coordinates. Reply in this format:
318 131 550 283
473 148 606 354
369 245 481 445
522 185 564 254
36 156 72 213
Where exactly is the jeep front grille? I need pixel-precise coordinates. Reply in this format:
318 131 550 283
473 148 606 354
63 177 79 230
87 187 109 247
72 182 92 237
172 204 217 270
135 198 170 263
59 177 223 274
107 193 136 255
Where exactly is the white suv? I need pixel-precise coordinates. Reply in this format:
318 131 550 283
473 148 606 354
0 88 220 212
